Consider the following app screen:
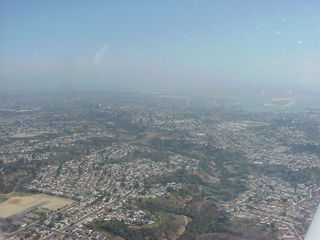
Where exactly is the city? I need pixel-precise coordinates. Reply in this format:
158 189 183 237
0 92 319 240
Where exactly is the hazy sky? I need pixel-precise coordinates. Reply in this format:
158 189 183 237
1 0 320 94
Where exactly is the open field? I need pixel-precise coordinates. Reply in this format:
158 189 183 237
0 194 74 218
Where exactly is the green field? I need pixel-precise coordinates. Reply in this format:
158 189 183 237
0 194 9 202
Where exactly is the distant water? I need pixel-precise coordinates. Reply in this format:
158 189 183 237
228 93 320 112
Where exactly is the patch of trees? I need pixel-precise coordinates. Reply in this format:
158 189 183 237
289 144 320 156
149 138 195 153
0 218 19 232
182 201 229 237
89 216 180 240
255 164 320 185
136 185 231 238
145 170 205 187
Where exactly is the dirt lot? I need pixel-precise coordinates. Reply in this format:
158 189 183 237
0 194 74 218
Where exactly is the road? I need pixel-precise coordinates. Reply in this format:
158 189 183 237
41 191 132 240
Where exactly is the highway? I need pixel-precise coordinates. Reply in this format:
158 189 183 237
41 191 132 240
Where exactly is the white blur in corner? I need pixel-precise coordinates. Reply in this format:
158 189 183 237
304 203 320 240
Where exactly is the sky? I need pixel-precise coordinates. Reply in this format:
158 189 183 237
1 0 320 95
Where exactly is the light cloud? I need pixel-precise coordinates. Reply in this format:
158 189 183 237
32 50 38 59
94 43 108 65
